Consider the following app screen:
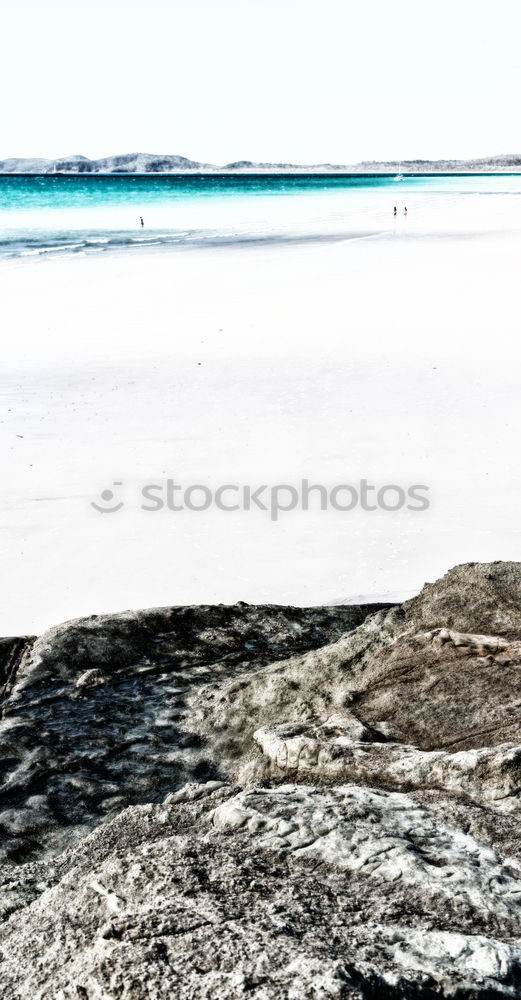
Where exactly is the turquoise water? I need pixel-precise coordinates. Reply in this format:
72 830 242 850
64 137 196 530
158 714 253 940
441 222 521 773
1 173 521 260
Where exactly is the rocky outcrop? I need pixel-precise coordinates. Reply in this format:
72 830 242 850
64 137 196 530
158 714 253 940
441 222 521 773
0 603 386 863
253 720 521 812
3 562 521 997
1 782 521 1000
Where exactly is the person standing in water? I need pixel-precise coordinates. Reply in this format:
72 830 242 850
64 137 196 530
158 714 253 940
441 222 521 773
393 206 397 217
404 206 408 216
140 216 144 228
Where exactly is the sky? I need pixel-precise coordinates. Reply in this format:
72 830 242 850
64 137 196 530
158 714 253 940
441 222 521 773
1 0 520 164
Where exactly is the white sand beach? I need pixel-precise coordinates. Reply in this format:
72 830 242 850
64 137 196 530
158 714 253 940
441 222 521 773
2 191 521 635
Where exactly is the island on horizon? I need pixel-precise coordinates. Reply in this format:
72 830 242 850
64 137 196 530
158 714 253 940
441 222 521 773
2 151 521 174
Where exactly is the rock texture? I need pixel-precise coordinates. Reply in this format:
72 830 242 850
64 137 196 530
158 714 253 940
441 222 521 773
0 603 383 864
3 562 521 997
253 719 521 812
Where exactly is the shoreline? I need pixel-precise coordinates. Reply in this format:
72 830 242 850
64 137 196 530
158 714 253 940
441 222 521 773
4 170 521 176
2 169 521 178
3 173 521 264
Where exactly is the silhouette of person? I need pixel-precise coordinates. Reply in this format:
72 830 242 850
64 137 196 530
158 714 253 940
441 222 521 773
140 216 144 228
404 206 408 216
393 206 397 217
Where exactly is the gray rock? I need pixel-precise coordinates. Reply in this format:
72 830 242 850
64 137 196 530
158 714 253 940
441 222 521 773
3 562 521 996
0 602 383 862
211 784 521 918
0 786 519 998
253 719 521 812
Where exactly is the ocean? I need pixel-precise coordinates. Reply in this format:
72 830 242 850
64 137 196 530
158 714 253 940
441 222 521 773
1 173 521 260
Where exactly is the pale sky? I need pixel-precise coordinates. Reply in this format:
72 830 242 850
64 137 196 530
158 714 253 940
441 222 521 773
1 0 519 164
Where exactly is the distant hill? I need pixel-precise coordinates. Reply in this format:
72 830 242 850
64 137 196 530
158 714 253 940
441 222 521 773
352 154 521 173
0 153 210 174
1 152 521 174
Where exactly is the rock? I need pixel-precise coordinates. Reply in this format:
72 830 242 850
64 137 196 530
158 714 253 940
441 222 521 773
253 721 521 812
0 635 33 693
0 789 519 998
402 562 521 637
381 928 521 995
2 562 521 996
75 668 106 690
0 602 384 862
191 563 521 766
163 780 227 804
211 784 521 918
